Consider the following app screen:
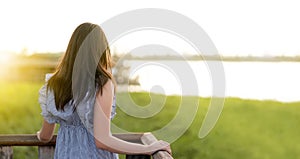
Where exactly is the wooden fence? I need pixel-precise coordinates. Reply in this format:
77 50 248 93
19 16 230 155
0 133 173 159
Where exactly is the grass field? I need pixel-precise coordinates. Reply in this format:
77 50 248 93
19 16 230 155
0 81 299 159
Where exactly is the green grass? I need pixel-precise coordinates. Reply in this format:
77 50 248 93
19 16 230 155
0 81 43 158
0 81 300 159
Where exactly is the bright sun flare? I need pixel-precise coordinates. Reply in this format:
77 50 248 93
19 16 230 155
0 53 12 65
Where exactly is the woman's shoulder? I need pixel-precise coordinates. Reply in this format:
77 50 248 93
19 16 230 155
45 73 53 82
39 73 54 104
39 73 74 124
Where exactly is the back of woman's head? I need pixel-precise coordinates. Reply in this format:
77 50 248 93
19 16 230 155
48 22 113 111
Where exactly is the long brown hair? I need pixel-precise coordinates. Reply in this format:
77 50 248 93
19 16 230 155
47 22 114 111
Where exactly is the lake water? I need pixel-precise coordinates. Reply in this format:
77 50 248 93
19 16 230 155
119 61 300 102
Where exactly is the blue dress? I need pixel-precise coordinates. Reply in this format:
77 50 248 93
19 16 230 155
39 75 118 159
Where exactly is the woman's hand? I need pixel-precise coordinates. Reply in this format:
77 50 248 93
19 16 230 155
148 140 172 156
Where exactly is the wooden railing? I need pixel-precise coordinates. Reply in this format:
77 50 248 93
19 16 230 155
0 133 173 159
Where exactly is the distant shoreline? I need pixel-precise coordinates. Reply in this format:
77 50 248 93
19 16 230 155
13 53 300 62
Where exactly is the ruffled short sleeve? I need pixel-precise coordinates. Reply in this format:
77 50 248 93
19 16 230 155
39 83 57 124
39 74 74 124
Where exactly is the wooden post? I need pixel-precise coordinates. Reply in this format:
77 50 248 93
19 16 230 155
38 146 55 159
0 146 13 159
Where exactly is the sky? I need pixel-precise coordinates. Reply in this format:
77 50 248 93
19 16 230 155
0 0 300 56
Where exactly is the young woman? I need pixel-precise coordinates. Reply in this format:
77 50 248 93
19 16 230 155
37 22 171 158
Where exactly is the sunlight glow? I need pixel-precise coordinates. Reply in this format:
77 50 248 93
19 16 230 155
0 53 12 65
110 30 198 56
1 0 300 56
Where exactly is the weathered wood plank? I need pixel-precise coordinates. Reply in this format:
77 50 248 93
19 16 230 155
38 146 54 159
0 133 142 146
141 133 173 159
0 133 173 159
0 146 13 159
0 135 56 146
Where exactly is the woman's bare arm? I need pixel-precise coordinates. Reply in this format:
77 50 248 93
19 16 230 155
93 80 171 155
37 120 56 143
